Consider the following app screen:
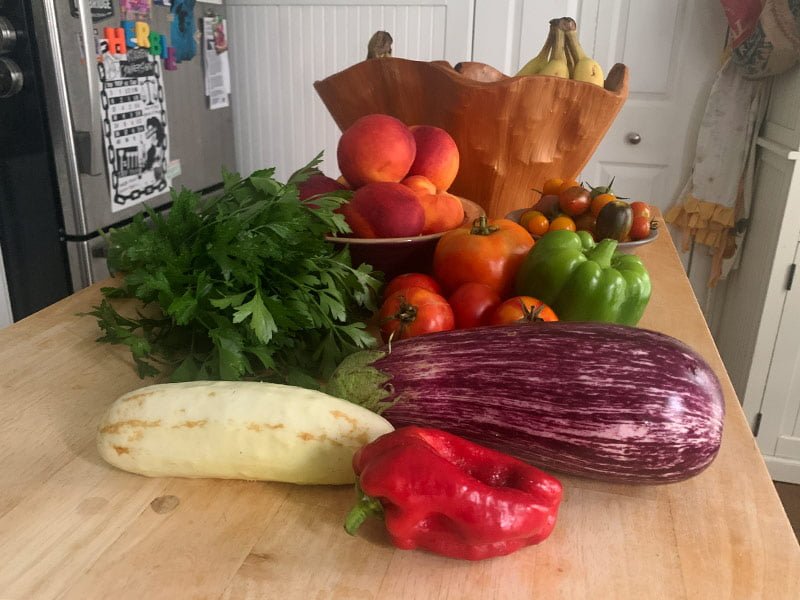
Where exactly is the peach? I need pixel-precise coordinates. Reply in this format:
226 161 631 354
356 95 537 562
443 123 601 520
401 174 437 196
339 182 425 238
407 125 460 192
337 114 416 188
416 192 464 235
297 172 346 203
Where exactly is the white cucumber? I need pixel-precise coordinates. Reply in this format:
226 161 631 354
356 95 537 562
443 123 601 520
97 380 394 485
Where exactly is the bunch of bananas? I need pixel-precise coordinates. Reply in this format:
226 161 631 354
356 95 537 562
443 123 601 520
516 17 604 87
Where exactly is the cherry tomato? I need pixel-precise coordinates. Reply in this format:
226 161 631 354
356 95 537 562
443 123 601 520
558 179 581 194
532 194 561 220
590 192 617 217
433 216 534 296
519 210 550 237
630 201 652 221
559 186 591 217
383 272 442 300
542 178 564 196
629 216 652 241
379 287 454 342
549 215 576 232
448 282 502 329
488 296 558 325
573 211 597 237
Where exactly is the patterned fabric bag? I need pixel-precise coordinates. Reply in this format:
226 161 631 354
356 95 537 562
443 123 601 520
729 0 800 79
667 0 800 289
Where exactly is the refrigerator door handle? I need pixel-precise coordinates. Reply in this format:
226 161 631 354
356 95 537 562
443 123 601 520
74 0 104 176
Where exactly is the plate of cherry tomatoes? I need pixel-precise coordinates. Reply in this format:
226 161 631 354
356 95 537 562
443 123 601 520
506 177 658 251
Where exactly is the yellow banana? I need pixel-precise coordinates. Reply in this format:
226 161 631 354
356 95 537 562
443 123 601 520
561 18 604 86
515 22 556 76
538 26 569 78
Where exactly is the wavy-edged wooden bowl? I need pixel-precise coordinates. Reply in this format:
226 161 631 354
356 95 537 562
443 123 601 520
314 58 629 219
326 197 483 279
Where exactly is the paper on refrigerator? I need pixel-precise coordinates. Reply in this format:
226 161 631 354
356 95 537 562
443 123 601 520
202 16 231 110
97 45 172 212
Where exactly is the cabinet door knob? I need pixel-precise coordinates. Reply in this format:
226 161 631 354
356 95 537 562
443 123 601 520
627 132 642 145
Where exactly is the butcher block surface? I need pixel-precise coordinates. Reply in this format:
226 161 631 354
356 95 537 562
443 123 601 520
1 216 798 599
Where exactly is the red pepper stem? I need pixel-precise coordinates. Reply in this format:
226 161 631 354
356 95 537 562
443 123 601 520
344 495 383 535
344 482 384 536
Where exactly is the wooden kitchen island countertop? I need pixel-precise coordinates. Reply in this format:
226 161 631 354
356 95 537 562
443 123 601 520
1 221 799 599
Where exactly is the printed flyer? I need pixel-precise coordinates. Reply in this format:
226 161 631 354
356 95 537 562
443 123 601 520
97 46 171 212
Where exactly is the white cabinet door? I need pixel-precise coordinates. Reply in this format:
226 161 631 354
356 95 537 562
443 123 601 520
757 241 800 483
473 0 727 303
473 0 726 215
227 0 474 180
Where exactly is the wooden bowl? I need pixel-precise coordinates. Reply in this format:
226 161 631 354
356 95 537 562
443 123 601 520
505 207 659 253
314 58 629 218
326 197 483 279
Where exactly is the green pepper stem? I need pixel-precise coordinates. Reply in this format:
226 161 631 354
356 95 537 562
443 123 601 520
344 493 384 535
585 238 618 268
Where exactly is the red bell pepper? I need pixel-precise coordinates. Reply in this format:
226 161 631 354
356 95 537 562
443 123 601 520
344 426 563 561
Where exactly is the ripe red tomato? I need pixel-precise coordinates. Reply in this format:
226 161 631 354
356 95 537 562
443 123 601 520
630 201 652 220
488 296 558 325
559 186 591 217
379 287 455 342
383 272 442 300
448 282 502 329
629 216 652 241
573 211 597 237
433 216 534 296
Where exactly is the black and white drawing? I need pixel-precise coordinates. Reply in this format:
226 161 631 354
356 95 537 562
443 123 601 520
98 46 171 212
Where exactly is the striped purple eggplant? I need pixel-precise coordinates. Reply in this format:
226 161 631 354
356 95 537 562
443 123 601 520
328 322 725 484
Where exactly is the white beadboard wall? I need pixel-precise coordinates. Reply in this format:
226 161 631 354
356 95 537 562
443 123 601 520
226 0 474 180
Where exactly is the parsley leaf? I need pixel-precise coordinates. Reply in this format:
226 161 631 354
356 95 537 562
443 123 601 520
89 156 382 386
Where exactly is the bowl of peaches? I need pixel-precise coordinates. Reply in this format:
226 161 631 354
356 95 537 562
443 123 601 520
506 177 658 252
306 114 484 277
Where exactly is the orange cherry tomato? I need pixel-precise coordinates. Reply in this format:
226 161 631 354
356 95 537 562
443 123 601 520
519 210 550 237
488 296 558 325
542 178 564 196
433 216 534 296
590 192 616 217
558 179 581 194
549 215 576 232
379 287 454 342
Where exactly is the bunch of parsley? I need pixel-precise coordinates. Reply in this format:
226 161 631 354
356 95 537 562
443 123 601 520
87 156 382 388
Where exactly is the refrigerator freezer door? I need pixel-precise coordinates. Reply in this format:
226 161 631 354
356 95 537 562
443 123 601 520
34 1 235 237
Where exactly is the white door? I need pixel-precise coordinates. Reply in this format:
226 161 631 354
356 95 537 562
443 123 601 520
226 0 474 180
756 241 800 483
473 0 728 298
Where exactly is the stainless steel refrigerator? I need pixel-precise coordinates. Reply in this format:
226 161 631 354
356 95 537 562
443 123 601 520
0 0 235 321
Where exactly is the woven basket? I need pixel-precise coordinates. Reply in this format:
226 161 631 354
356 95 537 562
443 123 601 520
314 58 629 218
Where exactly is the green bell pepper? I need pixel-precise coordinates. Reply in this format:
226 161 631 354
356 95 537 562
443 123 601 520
515 229 651 326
